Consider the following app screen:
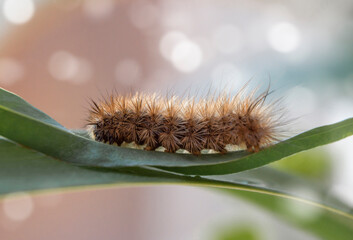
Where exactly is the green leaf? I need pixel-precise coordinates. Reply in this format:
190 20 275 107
271 149 332 180
1 136 352 220
1 136 353 240
213 225 260 240
0 136 352 218
0 136 186 194
1 87 352 176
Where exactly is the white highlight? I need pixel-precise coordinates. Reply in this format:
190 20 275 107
48 51 92 84
49 51 79 80
159 31 187 60
2 0 35 25
0 58 24 86
171 40 203 73
3 192 34 222
115 59 141 85
267 22 301 53
160 31 203 72
212 24 243 54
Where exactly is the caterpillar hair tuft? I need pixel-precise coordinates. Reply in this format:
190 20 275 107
87 85 287 155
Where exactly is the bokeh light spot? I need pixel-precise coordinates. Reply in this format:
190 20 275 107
171 40 203 73
49 51 80 80
267 22 301 53
3 192 34 222
48 51 92 84
159 31 187 61
2 0 35 25
0 58 24 86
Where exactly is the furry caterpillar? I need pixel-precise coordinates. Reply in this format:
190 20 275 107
87 86 285 155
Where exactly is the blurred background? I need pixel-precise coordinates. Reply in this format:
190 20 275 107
0 0 352 239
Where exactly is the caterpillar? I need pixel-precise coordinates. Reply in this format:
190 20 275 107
87 85 285 155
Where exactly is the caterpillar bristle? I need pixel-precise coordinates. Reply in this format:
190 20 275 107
87 86 287 155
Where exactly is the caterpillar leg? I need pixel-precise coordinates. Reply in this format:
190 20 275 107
144 145 157 151
165 149 176 153
245 143 260 152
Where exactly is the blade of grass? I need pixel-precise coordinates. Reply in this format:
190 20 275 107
1 136 353 240
1 87 353 176
0 136 352 219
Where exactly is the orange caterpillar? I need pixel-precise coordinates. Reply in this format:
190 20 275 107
87 86 285 155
